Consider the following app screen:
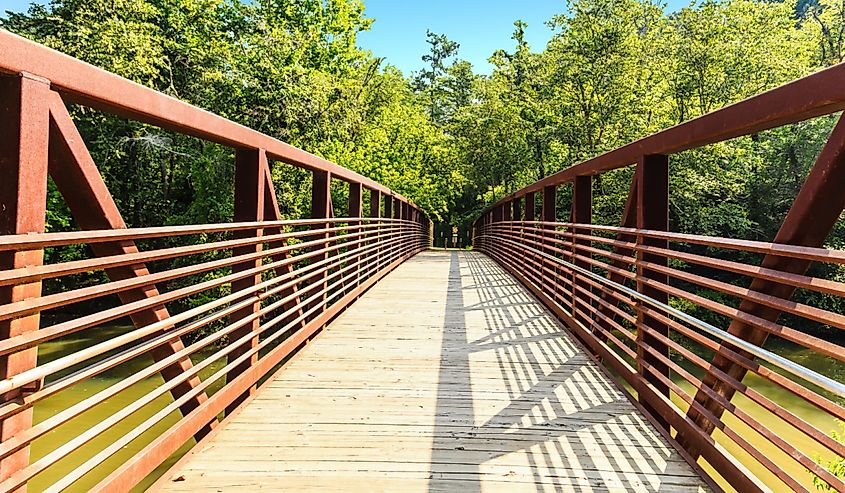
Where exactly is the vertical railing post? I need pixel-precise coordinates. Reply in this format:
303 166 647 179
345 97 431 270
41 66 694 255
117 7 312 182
478 215 484 250
401 202 409 252
492 204 503 223
410 204 416 251
525 192 536 278
393 198 401 252
542 185 556 299
409 206 416 251
489 209 495 248
384 195 394 255
513 196 523 255
525 192 535 222
415 207 424 251
572 175 592 326
348 182 362 288
0 73 50 484
369 189 382 275
406 203 412 250
310 170 331 318
226 148 266 414
398 201 406 252
636 154 670 431
409 205 415 249
503 200 512 251
384 194 393 223
383 194 393 253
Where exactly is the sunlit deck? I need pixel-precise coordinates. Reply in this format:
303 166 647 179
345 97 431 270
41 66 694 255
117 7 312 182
158 251 708 492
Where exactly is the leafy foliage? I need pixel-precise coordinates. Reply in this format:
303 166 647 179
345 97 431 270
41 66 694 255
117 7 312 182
813 421 845 491
4 0 845 332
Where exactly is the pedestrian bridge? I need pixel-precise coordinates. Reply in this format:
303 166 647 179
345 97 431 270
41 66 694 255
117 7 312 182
160 251 706 492
0 30 843 493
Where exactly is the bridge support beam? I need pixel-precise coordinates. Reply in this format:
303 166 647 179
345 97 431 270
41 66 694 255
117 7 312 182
503 201 513 252
571 176 592 330
635 154 670 432
512 197 523 253
683 114 845 457
0 73 50 486
525 192 535 221
226 148 267 414
310 170 332 320
384 194 393 224
492 204 503 223
349 182 363 289
260 160 305 333
512 197 522 222
595 175 638 345
370 189 382 270
46 91 215 439
523 192 536 278
542 185 556 303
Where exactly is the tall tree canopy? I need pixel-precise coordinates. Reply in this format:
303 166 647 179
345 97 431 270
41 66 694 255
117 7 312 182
3 0 844 241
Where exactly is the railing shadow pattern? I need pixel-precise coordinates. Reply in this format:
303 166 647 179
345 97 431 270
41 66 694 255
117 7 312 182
473 49 845 493
428 251 700 492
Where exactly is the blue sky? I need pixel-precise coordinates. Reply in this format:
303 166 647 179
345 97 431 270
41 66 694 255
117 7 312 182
3 0 693 75
358 0 690 75
358 0 565 75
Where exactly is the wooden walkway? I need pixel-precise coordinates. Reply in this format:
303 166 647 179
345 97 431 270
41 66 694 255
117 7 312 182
159 251 708 492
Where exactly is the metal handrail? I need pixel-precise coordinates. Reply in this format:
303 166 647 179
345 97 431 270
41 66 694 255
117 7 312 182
479 231 845 400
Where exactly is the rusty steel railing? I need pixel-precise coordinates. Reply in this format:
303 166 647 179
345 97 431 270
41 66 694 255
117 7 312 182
0 31 430 491
474 62 845 492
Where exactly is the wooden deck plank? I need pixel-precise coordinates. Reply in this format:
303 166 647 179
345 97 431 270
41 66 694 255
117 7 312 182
158 251 709 493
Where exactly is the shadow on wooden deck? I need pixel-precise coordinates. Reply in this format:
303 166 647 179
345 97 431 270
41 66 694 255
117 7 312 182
427 251 706 492
158 251 707 492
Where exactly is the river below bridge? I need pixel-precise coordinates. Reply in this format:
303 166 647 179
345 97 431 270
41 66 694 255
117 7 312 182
26 322 843 492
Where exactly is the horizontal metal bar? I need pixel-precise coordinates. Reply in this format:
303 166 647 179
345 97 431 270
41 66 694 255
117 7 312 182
0 225 423 354
487 221 845 265
0 235 425 491
0 229 423 393
479 233 845 399
0 217 416 251
0 222 382 287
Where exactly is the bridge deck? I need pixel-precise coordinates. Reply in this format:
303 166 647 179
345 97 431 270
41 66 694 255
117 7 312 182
159 251 708 492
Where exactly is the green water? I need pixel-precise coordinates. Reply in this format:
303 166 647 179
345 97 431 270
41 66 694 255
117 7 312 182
26 325 843 492
28 324 223 493
672 339 844 492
